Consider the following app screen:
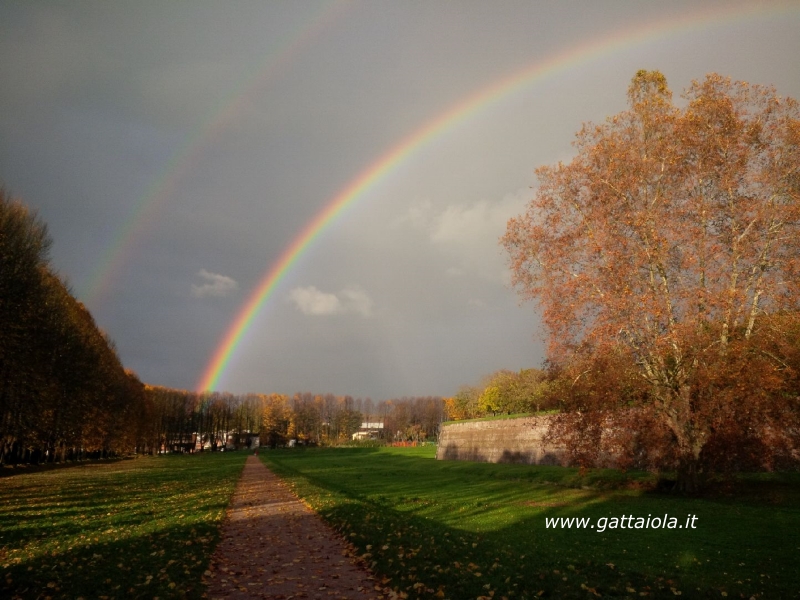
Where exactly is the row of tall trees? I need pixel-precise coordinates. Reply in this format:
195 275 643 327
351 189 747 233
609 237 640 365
145 388 447 451
0 191 148 465
141 387 262 454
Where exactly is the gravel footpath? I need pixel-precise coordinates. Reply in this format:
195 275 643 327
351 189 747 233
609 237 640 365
204 455 386 600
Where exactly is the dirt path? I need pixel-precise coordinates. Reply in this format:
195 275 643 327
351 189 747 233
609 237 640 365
204 455 385 600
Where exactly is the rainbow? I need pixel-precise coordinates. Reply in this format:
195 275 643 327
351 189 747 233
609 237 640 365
194 2 797 392
81 2 350 305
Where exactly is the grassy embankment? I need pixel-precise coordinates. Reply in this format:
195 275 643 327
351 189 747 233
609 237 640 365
0 451 246 599
261 446 800 599
440 413 535 426
440 410 559 426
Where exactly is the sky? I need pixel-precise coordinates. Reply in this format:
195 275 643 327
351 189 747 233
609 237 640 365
1 1 799 400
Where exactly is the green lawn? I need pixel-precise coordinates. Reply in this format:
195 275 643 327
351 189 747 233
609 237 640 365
0 451 246 599
2 446 796 599
260 446 800 599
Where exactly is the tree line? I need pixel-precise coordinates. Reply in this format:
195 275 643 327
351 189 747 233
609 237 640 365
147 387 446 451
0 191 148 465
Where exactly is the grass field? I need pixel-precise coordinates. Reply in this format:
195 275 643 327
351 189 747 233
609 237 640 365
2 446 797 599
0 451 246 599
261 446 800 599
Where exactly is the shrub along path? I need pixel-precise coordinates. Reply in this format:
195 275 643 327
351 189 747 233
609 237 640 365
204 455 385 599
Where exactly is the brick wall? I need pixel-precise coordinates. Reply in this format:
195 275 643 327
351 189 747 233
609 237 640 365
436 416 568 465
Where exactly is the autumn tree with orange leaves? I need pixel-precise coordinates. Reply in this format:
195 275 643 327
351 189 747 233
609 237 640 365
503 71 800 492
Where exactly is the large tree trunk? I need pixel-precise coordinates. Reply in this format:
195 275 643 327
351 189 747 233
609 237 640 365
675 453 703 494
661 385 707 494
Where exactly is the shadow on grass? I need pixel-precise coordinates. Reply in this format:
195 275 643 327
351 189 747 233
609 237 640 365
1 520 218 599
0 456 132 478
1 451 248 599
262 447 800 599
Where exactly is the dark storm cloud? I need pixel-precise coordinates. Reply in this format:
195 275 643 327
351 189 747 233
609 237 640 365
1 1 798 398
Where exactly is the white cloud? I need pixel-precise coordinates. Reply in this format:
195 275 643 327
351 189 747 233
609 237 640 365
430 190 529 245
191 269 238 298
391 198 433 230
289 286 343 315
289 285 373 317
396 189 530 280
340 287 374 317
397 189 528 246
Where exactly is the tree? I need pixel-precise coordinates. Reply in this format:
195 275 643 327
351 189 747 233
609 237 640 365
260 393 291 448
503 71 800 491
478 368 549 415
477 370 513 415
0 191 52 464
444 385 482 421
289 393 323 444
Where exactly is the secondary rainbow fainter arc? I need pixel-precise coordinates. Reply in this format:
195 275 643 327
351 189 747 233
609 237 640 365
196 2 796 394
80 2 350 307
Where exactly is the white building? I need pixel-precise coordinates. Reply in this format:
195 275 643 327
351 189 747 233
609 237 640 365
351 421 384 440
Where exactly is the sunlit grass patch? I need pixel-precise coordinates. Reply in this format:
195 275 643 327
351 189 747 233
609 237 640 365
261 446 800 599
0 451 246 599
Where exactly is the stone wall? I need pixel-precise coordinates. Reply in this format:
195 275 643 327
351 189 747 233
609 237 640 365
436 416 567 465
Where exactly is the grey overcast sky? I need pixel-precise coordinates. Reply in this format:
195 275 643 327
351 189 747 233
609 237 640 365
1 1 799 399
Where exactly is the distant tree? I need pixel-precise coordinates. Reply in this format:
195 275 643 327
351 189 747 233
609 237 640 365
333 407 362 442
379 396 445 441
503 71 800 491
477 368 549 415
444 385 482 421
515 368 552 413
477 370 513 415
260 393 291 448
289 392 323 444
414 396 446 438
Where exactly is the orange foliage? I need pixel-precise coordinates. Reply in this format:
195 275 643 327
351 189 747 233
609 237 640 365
505 71 800 491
